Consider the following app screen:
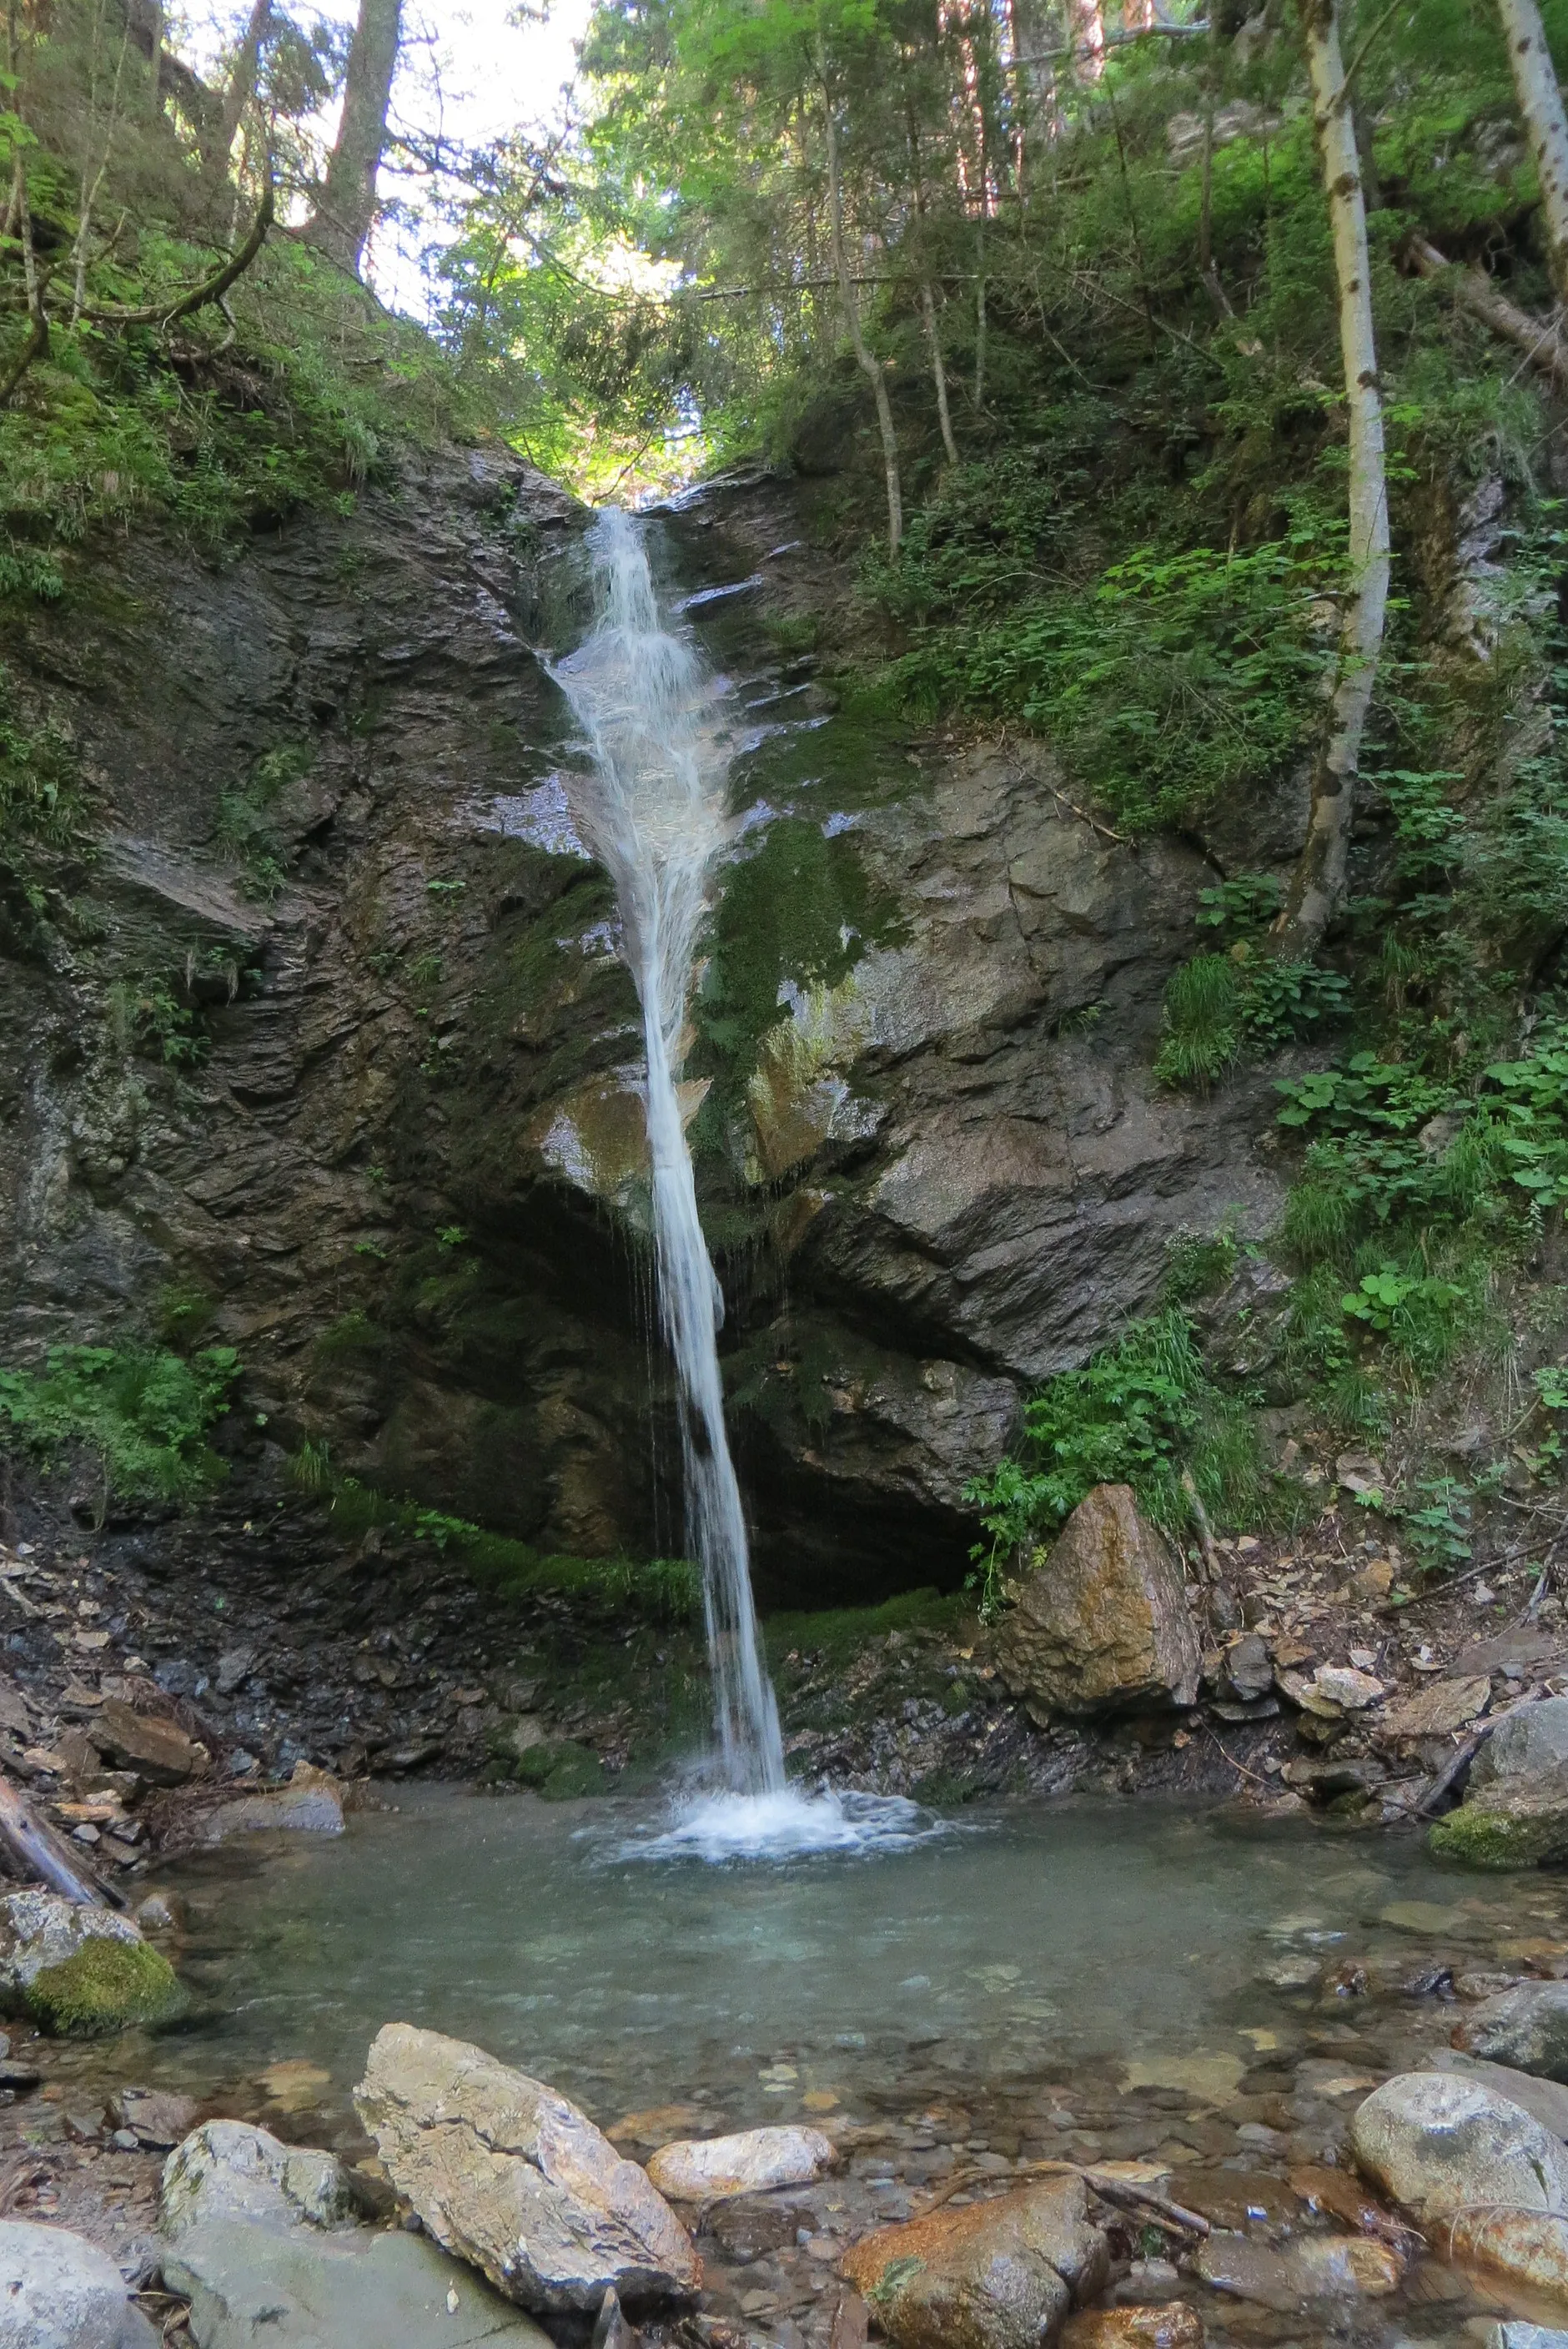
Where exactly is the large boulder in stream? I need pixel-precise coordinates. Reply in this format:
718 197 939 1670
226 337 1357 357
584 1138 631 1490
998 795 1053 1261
995 1486 1201 1718
1351 2071 1568 2304
1454 1983 1568 2082
354 2023 701 2311
841 2177 1109 2349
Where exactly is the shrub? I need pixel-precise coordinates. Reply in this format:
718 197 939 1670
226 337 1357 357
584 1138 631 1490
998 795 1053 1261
0 1343 238 1507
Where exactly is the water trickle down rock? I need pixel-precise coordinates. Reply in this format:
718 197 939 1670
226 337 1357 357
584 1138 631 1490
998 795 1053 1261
995 1486 1201 1719
354 2022 701 2312
840 2177 1109 2349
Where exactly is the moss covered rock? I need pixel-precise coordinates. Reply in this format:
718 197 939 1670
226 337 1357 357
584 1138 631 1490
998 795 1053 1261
513 1739 606 1800
0 1887 185 2035
28 1934 184 2035
1429 1798 1568 1870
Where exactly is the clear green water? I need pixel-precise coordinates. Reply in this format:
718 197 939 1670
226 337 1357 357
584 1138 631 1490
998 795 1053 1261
145 1788 1515 2137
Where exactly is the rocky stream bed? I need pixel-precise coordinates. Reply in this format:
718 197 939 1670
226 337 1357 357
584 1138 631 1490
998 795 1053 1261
7 1471 1568 2345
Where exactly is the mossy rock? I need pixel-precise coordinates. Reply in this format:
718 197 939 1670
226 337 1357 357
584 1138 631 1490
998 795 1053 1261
1429 1800 1568 1870
27 1934 187 2035
513 1738 606 1800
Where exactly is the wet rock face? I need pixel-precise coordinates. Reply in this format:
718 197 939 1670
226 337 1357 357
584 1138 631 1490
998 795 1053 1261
0 458 1285 1599
995 1486 1202 1718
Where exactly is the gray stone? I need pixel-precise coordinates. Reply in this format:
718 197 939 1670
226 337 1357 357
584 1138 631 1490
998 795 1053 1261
0 1889 183 2033
1350 2070 1568 2224
1488 2330 1568 2349
162 2215 555 2348
1224 1634 1273 1703
1473 1698 1568 1789
354 2024 701 2311
193 1768 344 1846
1425 2048 1568 2136
1455 1982 1568 2081
0 2218 158 2346
996 1485 1200 1718
161 2120 360 2237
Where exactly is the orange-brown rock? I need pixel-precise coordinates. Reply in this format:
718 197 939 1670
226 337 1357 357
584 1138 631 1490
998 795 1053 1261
995 1486 1200 1717
1063 2307 1204 2349
93 1700 204 1787
841 2180 1108 2349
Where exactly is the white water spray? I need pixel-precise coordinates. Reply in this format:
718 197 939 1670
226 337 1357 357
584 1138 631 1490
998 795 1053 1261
554 511 787 1797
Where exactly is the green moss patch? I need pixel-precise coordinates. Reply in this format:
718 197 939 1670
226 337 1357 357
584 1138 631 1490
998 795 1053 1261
1429 1801 1568 1870
512 1739 607 1800
28 1935 186 2035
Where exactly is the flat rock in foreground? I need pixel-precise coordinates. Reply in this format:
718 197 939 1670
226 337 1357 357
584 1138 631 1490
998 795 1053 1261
647 2125 836 2202
0 2217 157 2347
354 2023 701 2311
995 1485 1200 1718
841 2177 1109 2349
161 2214 555 2349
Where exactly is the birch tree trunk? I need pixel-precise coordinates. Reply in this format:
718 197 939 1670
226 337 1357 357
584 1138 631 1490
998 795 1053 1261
1274 0 1390 958
818 53 902 554
303 0 402 275
1497 0 1568 307
921 282 959 464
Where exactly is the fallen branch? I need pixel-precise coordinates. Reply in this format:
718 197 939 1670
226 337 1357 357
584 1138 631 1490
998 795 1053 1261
913 2157 1210 2239
83 181 274 329
1403 235 1568 395
0 1773 117 1906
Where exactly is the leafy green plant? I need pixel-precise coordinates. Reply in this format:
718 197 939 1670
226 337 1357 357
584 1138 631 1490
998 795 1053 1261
962 1308 1264 1582
0 1343 239 1507
1155 949 1349 1086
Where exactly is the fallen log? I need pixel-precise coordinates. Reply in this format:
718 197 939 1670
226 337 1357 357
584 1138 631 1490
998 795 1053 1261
1404 235 1568 395
0 1774 118 1907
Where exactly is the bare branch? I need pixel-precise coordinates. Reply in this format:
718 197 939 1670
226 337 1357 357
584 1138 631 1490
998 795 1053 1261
83 180 274 327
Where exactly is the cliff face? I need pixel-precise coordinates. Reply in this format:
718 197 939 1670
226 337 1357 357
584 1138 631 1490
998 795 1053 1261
0 451 1287 1602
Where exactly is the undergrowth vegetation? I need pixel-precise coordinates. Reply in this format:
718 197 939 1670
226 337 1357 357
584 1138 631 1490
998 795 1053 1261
0 1342 239 1510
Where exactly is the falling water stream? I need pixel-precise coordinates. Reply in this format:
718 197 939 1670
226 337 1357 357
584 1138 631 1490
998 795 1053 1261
554 509 786 1802
554 512 922 1856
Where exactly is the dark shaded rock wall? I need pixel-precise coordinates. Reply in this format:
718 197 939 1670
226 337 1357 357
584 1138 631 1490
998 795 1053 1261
0 454 1287 1603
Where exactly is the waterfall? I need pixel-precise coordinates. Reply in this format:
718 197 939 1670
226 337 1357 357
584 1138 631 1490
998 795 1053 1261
554 510 787 1797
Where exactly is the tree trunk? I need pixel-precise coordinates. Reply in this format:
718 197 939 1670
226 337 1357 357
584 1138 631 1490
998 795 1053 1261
1069 0 1106 81
1497 0 1568 306
303 0 402 275
1274 0 1390 958
209 0 270 184
921 281 959 464
818 56 902 554
1405 232 1568 393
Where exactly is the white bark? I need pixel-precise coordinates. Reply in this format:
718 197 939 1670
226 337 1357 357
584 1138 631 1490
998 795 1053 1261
1498 0 1568 307
1276 0 1390 957
818 60 902 554
921 281 959 465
